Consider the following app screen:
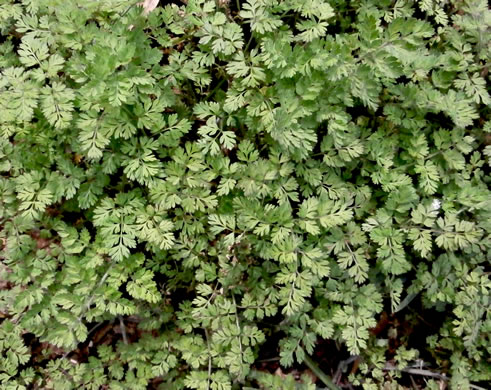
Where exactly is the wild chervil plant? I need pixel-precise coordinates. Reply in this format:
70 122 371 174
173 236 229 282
0 0 490 389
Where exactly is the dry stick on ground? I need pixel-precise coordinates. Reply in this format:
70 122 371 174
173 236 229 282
384 364 488 390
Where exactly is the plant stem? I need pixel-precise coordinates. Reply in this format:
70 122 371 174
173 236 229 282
303 354 341 390
206 78 227 100
119 316 128 344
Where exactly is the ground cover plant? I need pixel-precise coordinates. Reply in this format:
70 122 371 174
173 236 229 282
0 0 490 389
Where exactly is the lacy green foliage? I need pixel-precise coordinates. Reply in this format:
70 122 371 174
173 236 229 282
0 0 490 389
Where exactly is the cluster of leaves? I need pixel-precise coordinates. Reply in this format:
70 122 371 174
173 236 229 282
0 0 490 389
